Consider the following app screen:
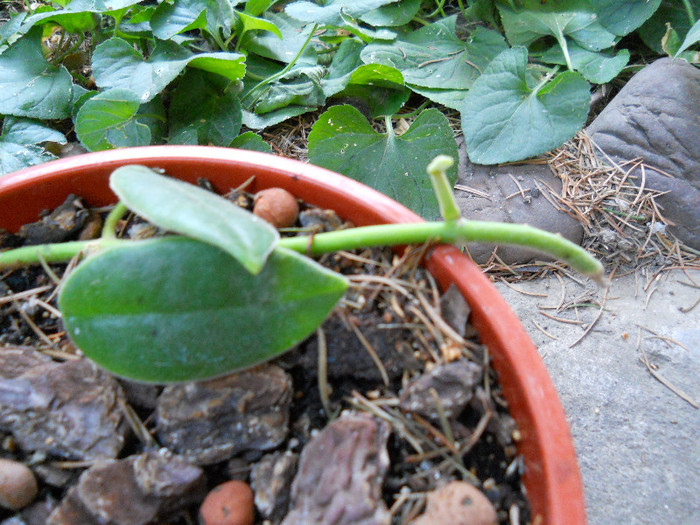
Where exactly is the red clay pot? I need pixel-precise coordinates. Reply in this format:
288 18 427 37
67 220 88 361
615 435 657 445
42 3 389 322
0 146 586 524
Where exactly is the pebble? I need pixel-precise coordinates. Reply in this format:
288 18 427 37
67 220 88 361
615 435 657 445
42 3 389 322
0 458 38 511
409 481 498 525
253 188 299 228
199 480 255 525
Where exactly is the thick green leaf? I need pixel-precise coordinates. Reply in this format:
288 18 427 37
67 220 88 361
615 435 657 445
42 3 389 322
245 0 276 16
20 1 142 33
285 0 398 26
589 0 662 36
236 10 283 39
59 239 348 383
677 18 700 55
246 62 327 114
151 0 235 39
0 31 73 119
308 105 458 219
241 12 317 64
0 117 66 176
92 37 245 103
0 12 28 50
169 70 242 146
74 88 151 151
230 131 272 152
361 18 508 89
360 0 420 27
109 165 278 274
497 0 617 53
639 0 699 53
539 41 629 83
461 47 590 165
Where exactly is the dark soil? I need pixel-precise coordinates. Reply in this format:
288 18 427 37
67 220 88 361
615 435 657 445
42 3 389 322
0 189 530 524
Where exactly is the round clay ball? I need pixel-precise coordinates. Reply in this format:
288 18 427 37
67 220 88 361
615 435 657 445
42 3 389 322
0 458 38 511
253 188 299 229
410 481 497 525
199 480 254 525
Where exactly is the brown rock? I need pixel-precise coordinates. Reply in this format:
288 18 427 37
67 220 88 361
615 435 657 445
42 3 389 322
409 481 497 525
282 412 390 525
253 188 299 228
400 360 482 418
0 458 38 510
156 364 292 465
48 450 205 525
250 451 298 522
0 354 128 460
199 480 254 525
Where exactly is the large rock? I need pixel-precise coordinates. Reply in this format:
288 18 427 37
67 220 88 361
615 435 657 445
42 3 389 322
282 412 390 525
156 364 292 465
587 57 700 249
47 450 205 525
0 349 128 460
456 139 584 264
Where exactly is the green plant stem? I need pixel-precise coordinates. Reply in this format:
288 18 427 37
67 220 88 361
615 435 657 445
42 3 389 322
0 221 605 285
0 239 124 269
102 202 129 239
555 33 574 72
278 220 606 284
682 0 696 25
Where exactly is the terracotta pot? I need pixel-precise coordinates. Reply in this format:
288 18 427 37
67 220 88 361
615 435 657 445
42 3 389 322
0 146 586 524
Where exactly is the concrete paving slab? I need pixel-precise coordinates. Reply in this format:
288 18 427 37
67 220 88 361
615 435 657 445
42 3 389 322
493 269 700 525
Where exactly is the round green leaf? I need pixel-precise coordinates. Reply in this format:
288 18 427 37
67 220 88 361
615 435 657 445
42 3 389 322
308 105 458 220
589 0 662 36
0 30 73 119
74 88 151 151
461 47 590 165
169 70 243 147
59 239 348 383
109 165 278 274
73 88 146 150
92 37 245 103
361 18 507 90
0 117 66 176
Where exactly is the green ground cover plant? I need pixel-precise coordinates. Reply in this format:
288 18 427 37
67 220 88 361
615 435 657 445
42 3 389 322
0 157 604 382
0 0 698 215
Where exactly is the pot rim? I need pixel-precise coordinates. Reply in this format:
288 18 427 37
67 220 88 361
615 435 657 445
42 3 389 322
0 145 586 524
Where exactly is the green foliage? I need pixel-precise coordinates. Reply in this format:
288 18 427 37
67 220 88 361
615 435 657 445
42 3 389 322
110 165 278 274
0 117 66 175
59 238 348 382
0 164 603 382
308 105 458 219
0 0 688 176
461 47 589 164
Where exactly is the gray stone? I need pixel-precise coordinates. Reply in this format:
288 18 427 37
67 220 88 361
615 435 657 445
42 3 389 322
251 451 298 522
156 364 292 465
456 139 584 264
399 361 482 418
47 450 206 525
587 57 700 249
0 353 128 460
282 412 391 525
494 269 700 524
